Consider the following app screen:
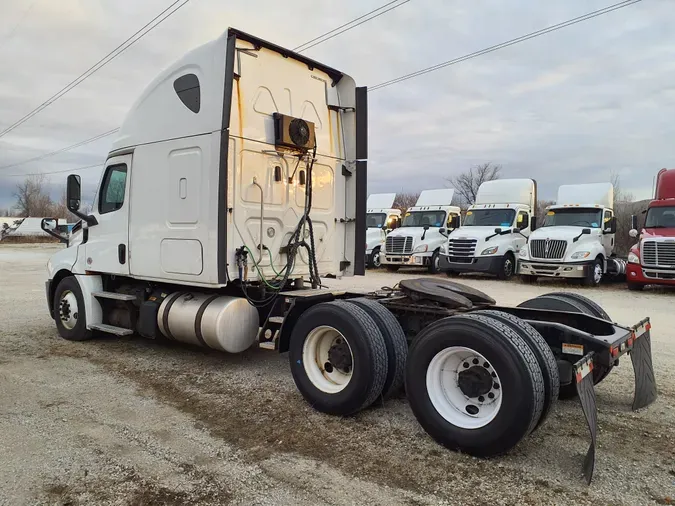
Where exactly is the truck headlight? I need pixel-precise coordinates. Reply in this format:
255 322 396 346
413 244 428 253
628 251 640 264
519 248 528 258
481 246 499 255
571 251 590 259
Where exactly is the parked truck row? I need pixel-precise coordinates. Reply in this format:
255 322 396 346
40 28 657 484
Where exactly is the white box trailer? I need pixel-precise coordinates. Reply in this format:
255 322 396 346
41 29 655 483
440 179 536 279
518 182 626 286
365 193 400 268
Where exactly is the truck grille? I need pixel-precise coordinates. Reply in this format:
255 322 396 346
530 239 567 260
386 236 413 254
642 240 675 268
447 239 477 257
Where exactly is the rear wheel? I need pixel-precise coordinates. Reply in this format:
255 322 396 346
405 313 544 457
53 276 92 341
428 249 441 274
346 298 407 400
289 301 388 415
496 252 515 280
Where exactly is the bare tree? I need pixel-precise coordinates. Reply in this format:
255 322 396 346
393 192 420 213
13 174 54 217
447 163 502 206
611 170 635 204
536 199 555 222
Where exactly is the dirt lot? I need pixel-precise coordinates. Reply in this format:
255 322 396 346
1 244 674 505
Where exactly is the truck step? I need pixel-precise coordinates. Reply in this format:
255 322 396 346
89 323 134 336
92 291 137 301
268 316 284 324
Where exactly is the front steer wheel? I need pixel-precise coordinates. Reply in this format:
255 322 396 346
405 313 545 457
53 276 92 341
289 301 388 416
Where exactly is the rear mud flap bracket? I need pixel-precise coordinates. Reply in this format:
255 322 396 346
574 352 597 485
629 319 657 411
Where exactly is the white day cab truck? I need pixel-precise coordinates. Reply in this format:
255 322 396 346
518 183 627 286
365 193 401 268
440 179 536 280
41 28 656 483
380 189 460 273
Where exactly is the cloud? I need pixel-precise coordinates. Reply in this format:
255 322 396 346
0 0 673 213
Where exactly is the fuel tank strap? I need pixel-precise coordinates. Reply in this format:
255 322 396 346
194 295 220 348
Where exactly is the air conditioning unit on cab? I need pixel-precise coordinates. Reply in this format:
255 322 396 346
273 113 316 152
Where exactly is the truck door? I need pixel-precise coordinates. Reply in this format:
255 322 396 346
514 210 530 254
84 155 131 275
602 209 614 257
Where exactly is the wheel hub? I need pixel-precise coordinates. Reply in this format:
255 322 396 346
457 365 493 398
60 299 71 320
327 338 352 373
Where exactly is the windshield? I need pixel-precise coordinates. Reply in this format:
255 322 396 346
463 209 515 227
543 208 602 228
401 210 446 228
366 213 386 228
645 206 675 228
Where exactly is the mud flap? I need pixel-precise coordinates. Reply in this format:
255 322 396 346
574 353 597 484
629 319 658 411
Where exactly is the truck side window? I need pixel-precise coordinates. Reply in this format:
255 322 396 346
99 164 128 214
447 212 459 230
173 74 200 114
517 211 529 230
603 210 613 231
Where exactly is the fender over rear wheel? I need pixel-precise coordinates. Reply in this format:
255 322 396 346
405 313 545 457
289 301 388 415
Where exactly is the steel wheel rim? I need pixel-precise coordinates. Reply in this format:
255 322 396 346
504 258 513 277
593 263 602 284
302 326 354 394
426 346 503 429
59 290 79 330
434 254 440 271
373 250 381 267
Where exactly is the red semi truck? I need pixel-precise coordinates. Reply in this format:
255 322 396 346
627 168 675 290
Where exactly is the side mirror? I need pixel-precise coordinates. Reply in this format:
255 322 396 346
582 228 591 235
450 215 460 229
67 174 82 212
629 229 639 238
530 216 537 231
631 215 638 230
604 217 616 234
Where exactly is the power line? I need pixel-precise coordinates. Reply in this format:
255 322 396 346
0 0 194 139
0 128 119 171
370 0 641 91
293 0 410 53
5 163 103 178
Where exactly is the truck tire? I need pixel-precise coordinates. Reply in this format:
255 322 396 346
368 247 382 269
289 301 388 415
474 310 559 432
627 282 645 292
428 249 441 274
405 313 545 457
53 276 93 341
518 293 613 398
346 298 407 400
496 252 515 280
386 265 399 272
582 257 603 287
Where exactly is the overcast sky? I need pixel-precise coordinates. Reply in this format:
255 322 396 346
0 0 673 212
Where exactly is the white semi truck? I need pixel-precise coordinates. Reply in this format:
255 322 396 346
365 193 401 268
41 28 655 482
380 189 460 273
518 183 626 286
440 179 536 279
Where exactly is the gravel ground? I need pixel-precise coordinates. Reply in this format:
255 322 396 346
1 244 673 505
